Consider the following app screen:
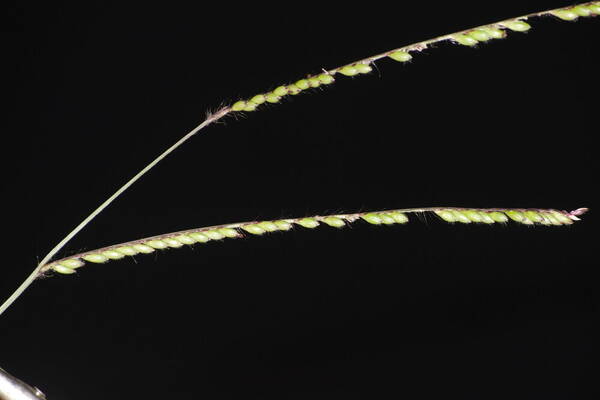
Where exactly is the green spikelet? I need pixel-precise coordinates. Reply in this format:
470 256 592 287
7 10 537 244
59 259 85 269
546 213 563 226
101 250 125 260
133 244 155 254
362 213 383 225
481 26 506 39
295 79 310 90
551 9 580 20
452 34 478 46
243 102 257 112
287 84 302 95
488 212 508 223
296 218 320 228
464 210 484 223
355 63 373 74
53 265 78 274
551 211 573 225
204 230 225 240
572 5 592 16
174 235 196 245
146 240 168 249
83 254 109 263
274 220 293 231
339 65 359 76
265 93 281 103
273 86 288 96
250 94 266 105
451 210 472 224
116 246 139 256
388 50 412 62
467 29 491 42
479 213 495 224
501 20 531 32
322 217 346 228
308 77 321 88
218 228 239 238
257 221 279 232
389 212 409 224
524 211 544 223
242 224 266 235
318 74 335 84
378 213 396 225
189 232 210 243
231 101 246 111
435 210 457 223
505 210 525 223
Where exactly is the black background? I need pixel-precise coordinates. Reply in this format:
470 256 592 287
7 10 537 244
2 1 598 399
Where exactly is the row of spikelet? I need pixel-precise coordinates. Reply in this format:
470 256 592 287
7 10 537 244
46 207 585 275
227 2 599 114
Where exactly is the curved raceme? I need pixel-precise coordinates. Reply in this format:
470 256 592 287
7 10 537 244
45 207 588 275
229 2 599 114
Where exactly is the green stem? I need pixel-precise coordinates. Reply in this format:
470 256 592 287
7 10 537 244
0 109 227 316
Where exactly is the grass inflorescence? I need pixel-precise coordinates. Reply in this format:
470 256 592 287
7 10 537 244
43 207 588 275
1 2 595 316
